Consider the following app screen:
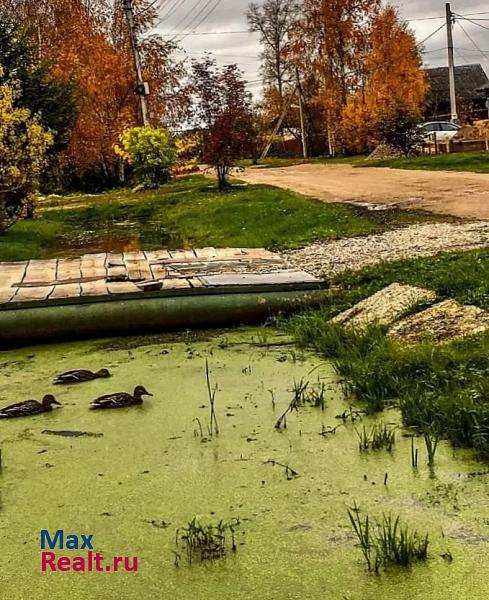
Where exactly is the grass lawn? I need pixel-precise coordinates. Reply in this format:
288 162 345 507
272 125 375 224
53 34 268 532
286 248 489 458
0 175 442 261
363 151 489 173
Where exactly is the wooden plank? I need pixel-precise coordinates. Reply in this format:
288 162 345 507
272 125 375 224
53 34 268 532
162 279 191 290
107 253 124 267
22 260 58 285
168 250 188 261
0 263 27 297
124 260 143 281
56 259 82 283
148 250 171 261
0 288 19 304
194 247 217 259
150 264 168 280
123 251 146 261
107 281 142 294
188 278 205 288
107 266 127 280
49 283 82 300
216 248 247 259
81 280 108 297
138 259 152 281
81 256 107 280
13 285 54 302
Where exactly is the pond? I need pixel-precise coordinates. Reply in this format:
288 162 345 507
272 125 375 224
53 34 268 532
0 329 488 599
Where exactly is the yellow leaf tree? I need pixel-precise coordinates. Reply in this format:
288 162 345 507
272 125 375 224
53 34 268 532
341 6 428 153
0 67 53 231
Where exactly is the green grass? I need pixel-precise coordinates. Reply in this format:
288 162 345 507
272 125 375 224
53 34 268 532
0 175 438 261
285 248 489 458
363 151 489 173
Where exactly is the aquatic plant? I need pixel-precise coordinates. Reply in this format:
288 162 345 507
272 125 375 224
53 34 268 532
205 360 219 437
264 459 300 480
319 423 343 436
411 437 419 468
356 423 396 452
423 428 439 467
175 517 239 564
275 379 327 430
348 507 429 573
335 407 365 422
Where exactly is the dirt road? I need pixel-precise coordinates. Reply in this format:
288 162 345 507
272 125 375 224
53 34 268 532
241 163 489 219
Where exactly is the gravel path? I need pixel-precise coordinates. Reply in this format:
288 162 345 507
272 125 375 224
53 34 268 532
284 222 489 279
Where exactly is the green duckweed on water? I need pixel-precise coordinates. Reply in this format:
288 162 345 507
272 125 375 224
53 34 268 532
0 328 488 599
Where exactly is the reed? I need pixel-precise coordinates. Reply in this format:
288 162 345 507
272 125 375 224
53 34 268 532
348 507 429 573
356 423 396 452
205 360 219 437
411 437 419 468
423 428 439 467
175 517 239 564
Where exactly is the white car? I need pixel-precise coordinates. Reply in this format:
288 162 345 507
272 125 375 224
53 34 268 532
419 121 461 142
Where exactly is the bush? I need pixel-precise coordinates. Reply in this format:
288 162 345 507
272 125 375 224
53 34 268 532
0 66 53 232
118 126 177 189
374 106 423 157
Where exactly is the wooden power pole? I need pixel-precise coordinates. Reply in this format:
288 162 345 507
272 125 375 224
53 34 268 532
296 69 308 159
446 3 458 122
123 0 150 126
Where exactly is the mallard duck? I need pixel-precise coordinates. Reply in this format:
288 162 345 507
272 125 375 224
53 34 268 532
54 368 111 385
90 386 153 410
0 395 62 419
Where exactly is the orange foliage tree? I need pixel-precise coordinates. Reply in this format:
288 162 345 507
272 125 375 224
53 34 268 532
341 6 428 153
0 0 189 189
281 1 427 155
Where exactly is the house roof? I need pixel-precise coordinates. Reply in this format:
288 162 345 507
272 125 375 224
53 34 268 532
426 64 489 102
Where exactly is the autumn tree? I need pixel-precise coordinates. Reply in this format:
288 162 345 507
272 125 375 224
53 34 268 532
0 67 53 231
0 0 189 190
192 58 256 190
0 17 77 151
341 6 428 153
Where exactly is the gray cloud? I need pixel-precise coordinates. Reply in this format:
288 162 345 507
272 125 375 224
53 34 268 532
151 0 489 96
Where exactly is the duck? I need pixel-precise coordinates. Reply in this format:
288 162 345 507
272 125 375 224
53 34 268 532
0 395 62 419
54 368 111 385
90 386 153 410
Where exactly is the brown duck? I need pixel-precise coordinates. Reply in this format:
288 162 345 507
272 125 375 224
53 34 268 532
90 386 153 410
54 368 111 385
0 395 62 419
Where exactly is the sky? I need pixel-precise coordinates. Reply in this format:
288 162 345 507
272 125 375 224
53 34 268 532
146 0 489 99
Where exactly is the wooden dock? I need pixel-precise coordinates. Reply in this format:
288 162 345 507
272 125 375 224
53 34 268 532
0 248 322 308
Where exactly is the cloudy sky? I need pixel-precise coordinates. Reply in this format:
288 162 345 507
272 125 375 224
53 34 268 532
147 0 489 98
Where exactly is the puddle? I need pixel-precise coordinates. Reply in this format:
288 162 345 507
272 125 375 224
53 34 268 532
0 329 488 598
41 218 187 259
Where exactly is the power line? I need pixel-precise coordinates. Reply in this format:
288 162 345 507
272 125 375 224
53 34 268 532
162 0 190 21
156 29 251 36
456 19 489 61
135 0 165 17
406 15 444 22
166 0 203 31
175 0 225 41
416 22 446 47
455 15 489 32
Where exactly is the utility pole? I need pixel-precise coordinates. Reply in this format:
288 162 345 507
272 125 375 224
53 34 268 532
296 69 308 159
446 3 458 122
123 0 150 126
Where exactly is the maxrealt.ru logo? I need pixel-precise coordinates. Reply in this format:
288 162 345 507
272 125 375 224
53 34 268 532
40 530 139 573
